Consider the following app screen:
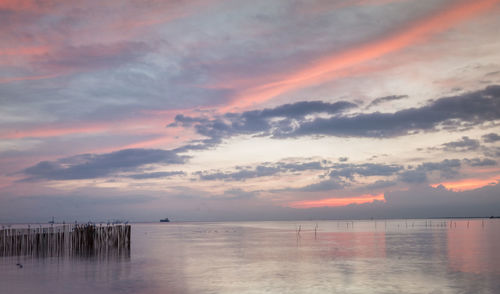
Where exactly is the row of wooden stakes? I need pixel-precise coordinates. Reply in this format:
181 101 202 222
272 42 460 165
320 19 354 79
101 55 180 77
0 224 131 257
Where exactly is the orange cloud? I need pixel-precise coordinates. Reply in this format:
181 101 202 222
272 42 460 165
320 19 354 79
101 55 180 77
289 193 384 208
0 46 49 56
0 73 63 84
119 128 188 150
0 109 182 140
0 112 193 153
0 124 109 140
299 0 404 15
225 0 499 111
432 176 500 192
0 0 47 11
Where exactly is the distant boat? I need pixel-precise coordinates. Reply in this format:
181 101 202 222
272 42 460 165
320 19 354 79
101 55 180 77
48 216 55 224
160 218 170 222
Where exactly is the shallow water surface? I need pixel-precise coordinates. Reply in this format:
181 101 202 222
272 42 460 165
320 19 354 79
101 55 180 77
1 219 499 293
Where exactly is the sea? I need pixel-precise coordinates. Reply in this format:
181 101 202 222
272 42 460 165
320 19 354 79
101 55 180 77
1 219 499 294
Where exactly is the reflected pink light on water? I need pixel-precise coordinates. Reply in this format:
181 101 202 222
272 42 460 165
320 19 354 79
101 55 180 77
319 231 386 259
447 219 500 274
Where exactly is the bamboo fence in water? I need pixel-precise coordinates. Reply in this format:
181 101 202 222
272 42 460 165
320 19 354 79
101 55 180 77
0 224 130 257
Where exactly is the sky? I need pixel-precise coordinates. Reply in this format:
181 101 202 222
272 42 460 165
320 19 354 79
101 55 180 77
1 0 500 222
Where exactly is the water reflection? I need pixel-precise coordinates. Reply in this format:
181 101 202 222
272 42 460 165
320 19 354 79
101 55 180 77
447 219 500 274
1 220 500 294
318 232 386 258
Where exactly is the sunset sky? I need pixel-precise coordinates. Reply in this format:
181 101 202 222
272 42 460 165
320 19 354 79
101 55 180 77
1 0 499 222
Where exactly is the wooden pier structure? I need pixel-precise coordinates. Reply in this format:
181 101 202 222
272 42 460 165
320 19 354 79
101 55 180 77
0 224 131 257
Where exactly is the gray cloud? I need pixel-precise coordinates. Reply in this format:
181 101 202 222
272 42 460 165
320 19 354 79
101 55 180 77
0 189 159 223
214 188 257 200
383 183 500 218
126 171 185 179
398 170 428 183
328 163 403 180
366 95 408 108
172 100 356 139
195 160 405 184
290 86 500 138
167 114 209 127
364 180 397 189
196 159 447 195
442 136 480 151
398 159 461 183
194 161 326 181
297 178 345 192
485 71 500 77
281 183 500 220
463 158 497 167
23 148 187 181
174 85 500 141
169 101 356 152
2 182 499 222
195 158 465 195
482 133 500 143
418 159 461 173
195 166 280 181
482 141 500 156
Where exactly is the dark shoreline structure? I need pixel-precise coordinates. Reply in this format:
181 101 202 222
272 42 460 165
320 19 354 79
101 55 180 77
0 224 131 257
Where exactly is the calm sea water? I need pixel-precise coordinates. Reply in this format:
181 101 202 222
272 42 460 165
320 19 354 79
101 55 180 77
1 219 499 294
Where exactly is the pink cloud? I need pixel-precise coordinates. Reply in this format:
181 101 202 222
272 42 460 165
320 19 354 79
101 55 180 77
223 0 499 111
289 193 384 208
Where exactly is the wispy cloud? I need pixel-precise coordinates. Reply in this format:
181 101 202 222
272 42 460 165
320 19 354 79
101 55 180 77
224 0 499 109
35 41 150 72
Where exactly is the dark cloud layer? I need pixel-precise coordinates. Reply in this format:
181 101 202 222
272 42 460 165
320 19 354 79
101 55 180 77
291 86 500 138
383 183 500 217
23 149 187 181
173 85 500 141
3 183 499 222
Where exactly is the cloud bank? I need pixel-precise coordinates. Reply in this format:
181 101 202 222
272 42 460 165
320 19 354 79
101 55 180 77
172 85 500 142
